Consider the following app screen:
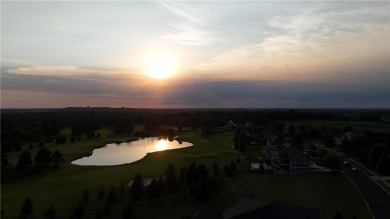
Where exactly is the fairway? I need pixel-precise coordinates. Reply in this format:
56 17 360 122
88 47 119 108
2 129 369 219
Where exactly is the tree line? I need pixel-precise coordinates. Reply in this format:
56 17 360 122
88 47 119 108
16 159 241 219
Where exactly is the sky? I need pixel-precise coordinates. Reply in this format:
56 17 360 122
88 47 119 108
1 0 389 108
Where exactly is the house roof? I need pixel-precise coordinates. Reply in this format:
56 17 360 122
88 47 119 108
230 202 320 219
193 206 223 219
222 198 268 219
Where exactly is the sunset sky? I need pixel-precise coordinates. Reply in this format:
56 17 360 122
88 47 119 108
1 0 389 108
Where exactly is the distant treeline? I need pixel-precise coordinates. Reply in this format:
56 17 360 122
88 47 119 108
1 108 388 153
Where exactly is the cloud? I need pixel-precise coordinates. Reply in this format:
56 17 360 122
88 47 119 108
2 70 389 108
159 1 215 46
161 2 203 24
196 1 389 82
161 23 214 46
160 80 390 108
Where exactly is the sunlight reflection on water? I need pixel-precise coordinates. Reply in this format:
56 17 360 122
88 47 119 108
71 137 192 166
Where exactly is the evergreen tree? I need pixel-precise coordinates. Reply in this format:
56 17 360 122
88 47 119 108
122 203 133 219
97 187 105 199
179 167 187 184
195 164 208 182
82 189 90 204
34 147 52 170
324 154 342 170
325 135 336 148
51 150 64 163
107 187 117 203
1 151 12 172
20 197 33 216
130 173 143 201
103 202 111 215
186 161 197 183
15 150 33 171
95 210 103 219
72 202 85 219
120 181 126 197
212 162 220 177
333 212 343 219
43 205 57 219
157 176 165 196
368 143 388 167
146 178 159 199
165 164 179 192
376 152 390 174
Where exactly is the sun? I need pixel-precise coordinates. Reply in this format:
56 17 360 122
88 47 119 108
156 139 168 151
145 57 177 79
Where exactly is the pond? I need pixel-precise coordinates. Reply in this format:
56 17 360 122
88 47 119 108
71 137 193 166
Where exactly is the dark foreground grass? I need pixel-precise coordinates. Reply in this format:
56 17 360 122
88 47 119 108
2 130 369 219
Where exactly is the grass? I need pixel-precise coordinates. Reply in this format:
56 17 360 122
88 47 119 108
2 128 370 219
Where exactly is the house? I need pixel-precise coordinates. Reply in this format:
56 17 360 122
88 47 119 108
193 199 320 219
264 143 311 173
226 120 238 128
223 199 320 219
250 162 261 170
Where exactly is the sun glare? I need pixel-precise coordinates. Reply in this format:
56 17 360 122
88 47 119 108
156 139 168 151
145 57 176 79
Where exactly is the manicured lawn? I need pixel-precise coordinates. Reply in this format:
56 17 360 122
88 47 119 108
2 129 369 219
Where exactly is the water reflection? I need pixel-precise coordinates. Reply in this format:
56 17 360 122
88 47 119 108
71 137 192 166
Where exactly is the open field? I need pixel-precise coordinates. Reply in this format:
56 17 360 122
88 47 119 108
2 129 370 219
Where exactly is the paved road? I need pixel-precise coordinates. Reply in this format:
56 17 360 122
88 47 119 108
343 165 390 219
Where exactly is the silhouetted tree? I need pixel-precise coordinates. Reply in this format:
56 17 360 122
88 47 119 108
179 167 187 184
186 161 197 183
224 164 233 177
130 173 143 201
72 202 85 219
325 135 336 148
103 202 111 215
368 143 388 167
34 147 52 170
212 162 220 177
82 189 90 204
95 210 103 219
1 152 12 173
333 212 343 219
51 150 64 163
107 187 117 203
97 187 105 199
146 178 159 199
234 128 247 151
20 197 33 217
324 154 342 170
157 176 165 196
376 153 390 174
230 161 237 171
15 150 33 171
43 205 57 219
122 203 133 219
120 181 126 197
195 164 208 182
208 176 218 193
165 164 179 192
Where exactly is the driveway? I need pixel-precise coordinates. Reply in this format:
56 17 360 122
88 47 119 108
343 165 390 219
